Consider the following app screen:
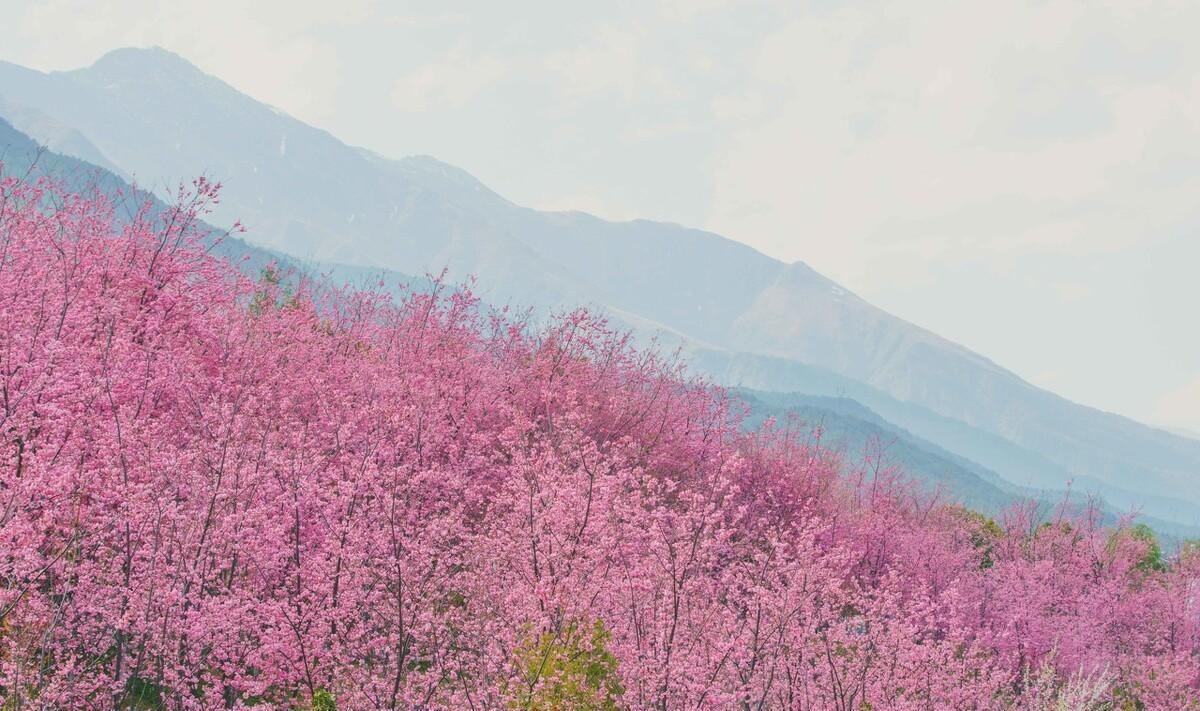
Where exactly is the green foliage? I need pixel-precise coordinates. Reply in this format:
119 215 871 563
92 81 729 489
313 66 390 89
312 688 337 711
1111 683 1147 710
250 265 300 315
1129 523 1165 572
116 676 164 709
1109 523 1166 573
945 505 1003 569
507 619 624 710
250 265 282 316
1036 520 1075 536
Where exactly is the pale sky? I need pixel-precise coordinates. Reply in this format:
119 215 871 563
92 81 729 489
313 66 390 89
2 0 1198 433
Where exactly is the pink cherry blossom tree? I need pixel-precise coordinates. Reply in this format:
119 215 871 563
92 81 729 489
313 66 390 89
1 170 1197 709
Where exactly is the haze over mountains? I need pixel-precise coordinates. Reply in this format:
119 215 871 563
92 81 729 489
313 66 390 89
2 46 1198 529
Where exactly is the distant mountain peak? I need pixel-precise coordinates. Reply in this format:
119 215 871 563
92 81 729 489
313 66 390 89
399 154 504 194
89 46 197 72
785 259 829 277
80 46 214 89
355 148 513 207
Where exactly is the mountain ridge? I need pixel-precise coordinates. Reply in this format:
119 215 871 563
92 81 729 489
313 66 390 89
2 46 1196 524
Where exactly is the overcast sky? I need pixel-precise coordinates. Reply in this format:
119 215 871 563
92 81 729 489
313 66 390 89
2 0 1198 433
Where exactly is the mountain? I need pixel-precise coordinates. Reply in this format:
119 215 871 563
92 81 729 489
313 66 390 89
0 116 418 301
736 389 1037 515
0 116 1026 525
690 348 1200 525
1166 426 1200 442
736 389 1200 543
0 94 129 180
2 46 1197 525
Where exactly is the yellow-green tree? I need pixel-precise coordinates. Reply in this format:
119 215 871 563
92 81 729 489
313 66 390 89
507 620 624 710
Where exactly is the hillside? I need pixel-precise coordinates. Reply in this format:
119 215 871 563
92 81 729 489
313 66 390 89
1 174 1196 708
737 390 1032 514
1 47 1197 526
736 389 1200 542
9 115 1196 545
0 116 418 300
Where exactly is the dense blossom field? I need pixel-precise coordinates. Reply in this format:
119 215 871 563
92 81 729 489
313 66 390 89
1 172 1198 709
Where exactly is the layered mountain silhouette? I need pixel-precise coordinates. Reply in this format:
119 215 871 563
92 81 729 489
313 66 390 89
2 46 1198 528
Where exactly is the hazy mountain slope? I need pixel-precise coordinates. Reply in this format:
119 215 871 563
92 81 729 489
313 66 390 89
0 48 792 329
0 95 129 180
0 113 1111 530
736 390 1200 542
736 390 1027 514
0 50 595 313
0 118 418 300
693 349 1066 488
6 110 1197 531
721 268 1200 514
1167 427 1200 442
3 47 1197 524
697 347 1200 525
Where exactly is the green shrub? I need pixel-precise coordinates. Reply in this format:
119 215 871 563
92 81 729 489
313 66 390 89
507 619 624 710
312 688 337 711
